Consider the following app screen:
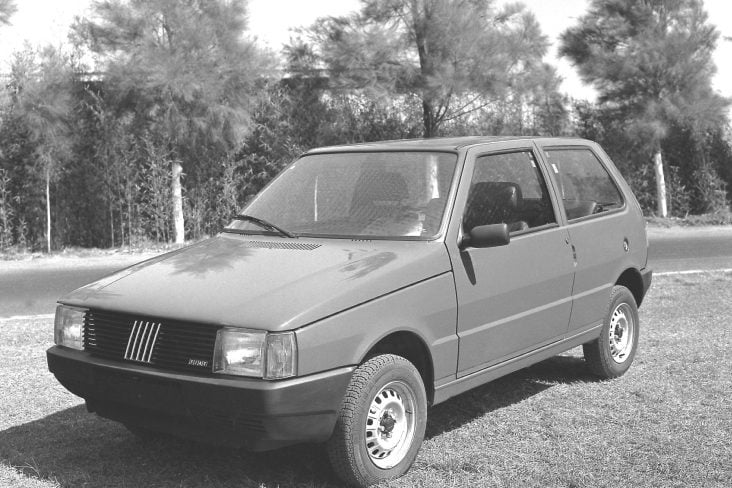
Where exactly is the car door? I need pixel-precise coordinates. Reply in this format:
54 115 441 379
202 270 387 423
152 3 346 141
537 143 637 335
449 142 576 377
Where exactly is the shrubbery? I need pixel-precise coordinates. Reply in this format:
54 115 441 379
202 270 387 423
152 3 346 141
1 0 730 253
1 78 731 253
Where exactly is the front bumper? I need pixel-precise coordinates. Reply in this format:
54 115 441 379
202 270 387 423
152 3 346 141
47 346 353 451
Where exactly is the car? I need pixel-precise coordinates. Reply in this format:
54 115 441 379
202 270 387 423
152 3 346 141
48 136 652 487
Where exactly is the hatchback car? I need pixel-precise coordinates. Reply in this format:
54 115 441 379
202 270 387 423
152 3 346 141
48 136 651 487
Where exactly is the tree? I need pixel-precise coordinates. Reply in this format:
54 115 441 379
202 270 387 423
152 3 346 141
7 46 73 252
296 0 557 138
560 0 729 217
75 0 274 243
0 0 16 26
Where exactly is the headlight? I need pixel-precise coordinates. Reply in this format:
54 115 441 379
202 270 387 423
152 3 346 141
213 329 265 377
54 304 86 350
213 328 297 379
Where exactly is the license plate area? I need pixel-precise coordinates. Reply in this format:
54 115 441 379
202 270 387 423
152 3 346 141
94 370 184 413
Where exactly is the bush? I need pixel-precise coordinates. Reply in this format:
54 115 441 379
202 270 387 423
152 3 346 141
0 168 14 251
691 162 729 214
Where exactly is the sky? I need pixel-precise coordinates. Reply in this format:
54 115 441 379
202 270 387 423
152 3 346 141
1 0 731 101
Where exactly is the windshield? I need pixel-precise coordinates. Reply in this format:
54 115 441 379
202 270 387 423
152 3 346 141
225 151 458 239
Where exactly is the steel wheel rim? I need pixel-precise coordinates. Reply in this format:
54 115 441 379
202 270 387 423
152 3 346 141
365 380 417 469
609 303 634 363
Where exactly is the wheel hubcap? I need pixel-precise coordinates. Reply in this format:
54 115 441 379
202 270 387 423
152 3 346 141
365 380 417 469
609 303 634 363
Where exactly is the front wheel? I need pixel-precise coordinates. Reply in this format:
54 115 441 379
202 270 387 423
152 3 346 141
326 354 427 487
583 285 640 379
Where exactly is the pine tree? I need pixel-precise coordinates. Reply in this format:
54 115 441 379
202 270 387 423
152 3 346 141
76 0 274 243
7 47 73 252
561 0 728 217
296 0 558 138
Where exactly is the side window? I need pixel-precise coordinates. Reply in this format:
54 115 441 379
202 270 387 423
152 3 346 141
545 148 624 220
463 151 556 234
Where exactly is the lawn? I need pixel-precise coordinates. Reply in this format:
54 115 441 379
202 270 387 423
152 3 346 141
1 272 730 487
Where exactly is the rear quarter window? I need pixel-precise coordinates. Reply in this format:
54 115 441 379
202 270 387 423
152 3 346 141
544 148 624 220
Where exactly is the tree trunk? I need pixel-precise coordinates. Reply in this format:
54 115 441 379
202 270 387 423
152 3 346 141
45 168 51 253
109 201 115 247
414 14 437 139
172 161 185 244
422 99 435 138
653 150 668 217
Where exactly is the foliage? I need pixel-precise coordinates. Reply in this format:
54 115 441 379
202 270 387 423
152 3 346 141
2 0 732 253
74 87 145 247
0 0 15 26
646 209 732 226
8 47 73 178
296 0 563 137
690 161 728 213
74 0 275 242
232 79 423 210
573 99 732 217
560 0 730 215
76 0 272 152
0 168 13 249
0 46 74 251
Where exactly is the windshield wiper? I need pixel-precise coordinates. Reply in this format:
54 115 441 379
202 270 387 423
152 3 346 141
230 214 297 238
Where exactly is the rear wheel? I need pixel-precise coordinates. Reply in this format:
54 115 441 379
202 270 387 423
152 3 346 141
326 354 427 487
583 285 639 379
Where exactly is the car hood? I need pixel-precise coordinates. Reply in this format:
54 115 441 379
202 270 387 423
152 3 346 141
60 233 451 331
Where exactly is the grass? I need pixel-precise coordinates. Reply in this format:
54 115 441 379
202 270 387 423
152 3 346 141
646 209 732 227
0 242 185 262
1 272 730 487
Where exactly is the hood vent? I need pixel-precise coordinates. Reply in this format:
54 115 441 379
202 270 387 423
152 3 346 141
240 240 321 251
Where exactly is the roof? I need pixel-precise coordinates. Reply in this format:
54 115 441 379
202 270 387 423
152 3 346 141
305 135 586 153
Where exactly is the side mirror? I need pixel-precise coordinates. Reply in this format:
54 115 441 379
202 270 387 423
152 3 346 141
460 223 510 249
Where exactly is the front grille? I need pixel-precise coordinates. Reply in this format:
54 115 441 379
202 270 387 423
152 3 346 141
124 320 162 363
84 310 219 373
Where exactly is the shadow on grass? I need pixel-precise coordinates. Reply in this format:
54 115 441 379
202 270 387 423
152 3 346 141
1 356 594 487
0 406 338 488
426 355 594 439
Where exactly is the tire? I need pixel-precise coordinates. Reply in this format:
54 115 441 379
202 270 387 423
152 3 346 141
326 354 427 488
583 285 640 379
